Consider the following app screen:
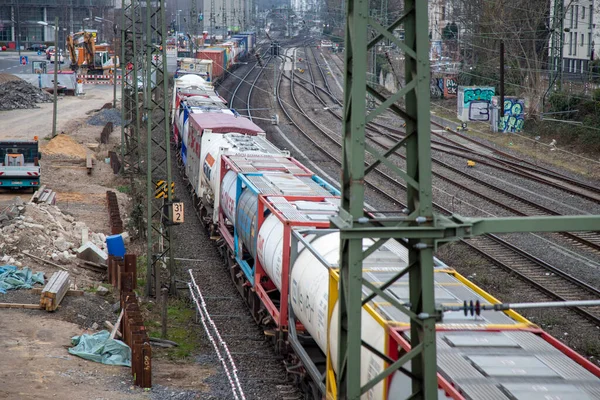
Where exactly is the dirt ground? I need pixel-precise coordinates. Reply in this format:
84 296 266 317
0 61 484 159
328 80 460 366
0 85 206 399
0 85 115 140
0 310 207 400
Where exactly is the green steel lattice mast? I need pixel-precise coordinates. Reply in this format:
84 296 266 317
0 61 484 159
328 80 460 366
335 0 600 398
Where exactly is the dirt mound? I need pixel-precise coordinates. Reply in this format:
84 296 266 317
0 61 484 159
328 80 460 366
0 79 52 110
42 134 89 159
0 73 22 84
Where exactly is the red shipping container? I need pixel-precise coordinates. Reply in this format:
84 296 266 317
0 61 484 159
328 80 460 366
196 49 225 82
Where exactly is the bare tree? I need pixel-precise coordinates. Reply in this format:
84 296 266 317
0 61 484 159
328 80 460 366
451 0 557 118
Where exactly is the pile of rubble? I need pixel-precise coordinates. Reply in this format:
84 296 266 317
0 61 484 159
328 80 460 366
0 80 52 110
0 197 108 266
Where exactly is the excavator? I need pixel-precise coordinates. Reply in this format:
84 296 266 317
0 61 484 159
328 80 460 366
66 31 119 75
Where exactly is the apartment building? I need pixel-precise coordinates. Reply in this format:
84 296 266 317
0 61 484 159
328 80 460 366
550 0 598 75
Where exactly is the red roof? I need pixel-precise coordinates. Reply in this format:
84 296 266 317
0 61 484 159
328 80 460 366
189 113 264 135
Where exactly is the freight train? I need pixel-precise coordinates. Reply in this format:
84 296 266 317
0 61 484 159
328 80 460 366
175 32 257 83
170 53 600 399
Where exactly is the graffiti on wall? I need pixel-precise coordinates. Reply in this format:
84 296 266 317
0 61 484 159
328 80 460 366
431 78 442 98
431 75 458 99
498 97 525 132
457 86 495 122
442 77 458 98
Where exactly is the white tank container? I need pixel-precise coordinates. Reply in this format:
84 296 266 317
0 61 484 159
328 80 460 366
176 74 209 87
220 170 238 224
291 232 398 400
256 214 285 290
290 232 342 352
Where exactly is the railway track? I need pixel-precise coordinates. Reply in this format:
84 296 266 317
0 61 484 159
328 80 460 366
286 44 600 329
327 50 600 204
304 48 600 257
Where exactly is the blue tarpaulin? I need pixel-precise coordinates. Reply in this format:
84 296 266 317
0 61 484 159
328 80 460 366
68 330 132 367
0 265 45 294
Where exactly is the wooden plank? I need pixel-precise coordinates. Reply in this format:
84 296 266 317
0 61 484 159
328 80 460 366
30 288 83 296
104 321 122 338
110 308 125 339
86 153 93 175
46 192 57 205
76 263 106 273
22 251 68 271
31 184 46 203
84 261 107 269
0 302 41 309
40 271 70 311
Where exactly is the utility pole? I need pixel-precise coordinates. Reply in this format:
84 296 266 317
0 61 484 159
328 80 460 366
190 0 198 54
222 2 227 39
15 2 21 57
210 0 215 44
500 40 505 118
52 17 59 138
144 0 175 297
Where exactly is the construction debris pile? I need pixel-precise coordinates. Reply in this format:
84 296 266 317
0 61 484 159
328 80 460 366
0 80 52 110
0 197 109 267
88 108 122 126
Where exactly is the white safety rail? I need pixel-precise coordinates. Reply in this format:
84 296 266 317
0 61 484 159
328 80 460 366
188 270 246 400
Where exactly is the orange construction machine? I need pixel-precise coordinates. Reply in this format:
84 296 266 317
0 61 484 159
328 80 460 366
66 30 119 75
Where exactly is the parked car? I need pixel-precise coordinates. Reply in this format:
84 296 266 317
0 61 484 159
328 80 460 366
49 50 65 64
27 44 47 52
45 46 55 60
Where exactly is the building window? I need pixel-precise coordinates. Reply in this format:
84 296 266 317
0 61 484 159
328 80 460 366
575 6 578 29
569 7 573 28
0 6 11 21
569 32 573 55
0 26 11 42
582 6 586 20
590 6 593 26
589 32 592 56
581 33 584 46
574 32 578 51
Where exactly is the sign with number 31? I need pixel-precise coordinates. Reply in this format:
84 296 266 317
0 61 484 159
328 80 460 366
172 202 184 224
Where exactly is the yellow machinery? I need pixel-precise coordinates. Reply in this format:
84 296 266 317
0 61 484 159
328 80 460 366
67 31 119 74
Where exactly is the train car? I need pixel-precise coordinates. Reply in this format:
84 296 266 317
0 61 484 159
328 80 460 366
216 153 339 327
221 42 241 65
174 95 233 166
185 113 288 225
171 74 223 148
238 32 256 52
288 232 600 398
175 58 213 81
232 35 248 58
196 48 226 82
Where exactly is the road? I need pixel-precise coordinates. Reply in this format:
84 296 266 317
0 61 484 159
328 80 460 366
0 50 177 75
0 50 68 74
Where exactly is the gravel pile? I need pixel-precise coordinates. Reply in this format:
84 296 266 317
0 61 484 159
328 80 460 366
0 79 52 110
88 108 122 126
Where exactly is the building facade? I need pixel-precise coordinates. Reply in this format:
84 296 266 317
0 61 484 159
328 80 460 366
0 1 114 49
201 0 251 39
549 0 599 76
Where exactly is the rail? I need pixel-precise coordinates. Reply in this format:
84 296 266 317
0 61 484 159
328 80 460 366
188 270 246 400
